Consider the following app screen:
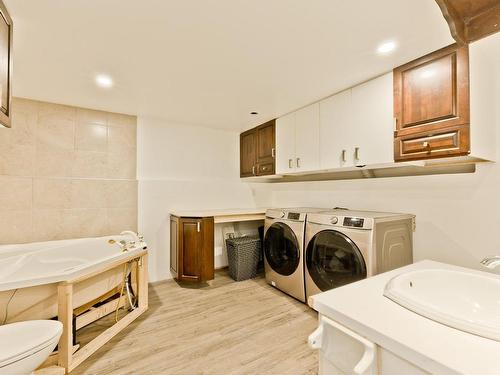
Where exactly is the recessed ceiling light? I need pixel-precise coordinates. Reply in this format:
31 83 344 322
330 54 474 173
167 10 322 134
377 41 397 55
250 111 258 115
95 74 114 88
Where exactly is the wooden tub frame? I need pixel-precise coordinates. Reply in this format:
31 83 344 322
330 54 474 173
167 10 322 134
36 250 149 375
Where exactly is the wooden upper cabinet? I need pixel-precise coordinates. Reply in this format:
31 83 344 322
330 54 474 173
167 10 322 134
240 120 276 177
0 0 12 128
394 44 470 161
240 130 258 177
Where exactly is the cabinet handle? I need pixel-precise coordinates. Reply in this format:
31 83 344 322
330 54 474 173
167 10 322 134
296 158 301 168
341 149 347 162
354 147 360 161
252 165 256 176
271 148 275 158
288 159 293 168
197 222 201 232
262 166 267 171
393 117 398 132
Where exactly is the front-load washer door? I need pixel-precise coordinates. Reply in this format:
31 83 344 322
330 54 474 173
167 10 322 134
306 230 366 292
264 222 300 276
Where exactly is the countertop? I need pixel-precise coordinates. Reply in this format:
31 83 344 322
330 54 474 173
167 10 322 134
310 260 500 375
170 207 268 218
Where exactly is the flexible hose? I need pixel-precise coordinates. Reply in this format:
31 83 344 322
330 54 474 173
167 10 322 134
1 289 17 325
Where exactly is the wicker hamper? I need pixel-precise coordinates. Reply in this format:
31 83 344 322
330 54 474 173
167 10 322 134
225 236 261 281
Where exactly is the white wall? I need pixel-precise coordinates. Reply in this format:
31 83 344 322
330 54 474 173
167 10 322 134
137 117 268 282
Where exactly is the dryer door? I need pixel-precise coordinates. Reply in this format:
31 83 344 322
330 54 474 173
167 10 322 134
306 230 366 292
264 222 300 276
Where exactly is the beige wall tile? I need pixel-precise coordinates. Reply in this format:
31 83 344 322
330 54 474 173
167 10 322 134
66 208 108 238
72 151 107 178
105 180 137 208
107 126 136 154
75 123 107 152
0 177 32 210
12 97 39 114
33 178 71 209
71 179 107 208
33 209 72 241
2 98 137 244
37 103 76 151
0 210 32 244
107 208 138 234
35 146 75 177
107 112 136 128
77 108 108 126
107 151 136 179
0 144 34 176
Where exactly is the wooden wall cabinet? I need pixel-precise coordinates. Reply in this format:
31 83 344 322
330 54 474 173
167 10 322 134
170 215 214 282
240 119 276 177
394 44 470 161
0 0 12 128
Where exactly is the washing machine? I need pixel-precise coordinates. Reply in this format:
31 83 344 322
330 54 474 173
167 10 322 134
263 208 322 303
304 210 415 300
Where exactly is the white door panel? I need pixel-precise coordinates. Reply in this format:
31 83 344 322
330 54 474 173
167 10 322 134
320 90 352 169
276 112 296 174
295 103 320 172
351 73 394 166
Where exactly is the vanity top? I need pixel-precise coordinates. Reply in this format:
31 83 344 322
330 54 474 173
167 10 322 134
310 260 500 375
170 207 268 218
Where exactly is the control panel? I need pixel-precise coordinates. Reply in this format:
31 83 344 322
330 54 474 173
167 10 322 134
343 217 365 228
287 212 300 220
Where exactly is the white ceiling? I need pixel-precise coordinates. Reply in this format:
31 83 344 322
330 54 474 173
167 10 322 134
6 0 454 130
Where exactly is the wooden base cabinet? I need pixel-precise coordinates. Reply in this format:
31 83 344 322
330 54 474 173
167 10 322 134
309 315 430 375
170 215 214 282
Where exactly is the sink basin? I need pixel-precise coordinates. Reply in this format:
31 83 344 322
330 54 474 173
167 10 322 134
384 268 500 341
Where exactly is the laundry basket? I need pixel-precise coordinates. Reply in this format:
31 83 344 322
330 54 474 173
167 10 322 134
225 236 261 281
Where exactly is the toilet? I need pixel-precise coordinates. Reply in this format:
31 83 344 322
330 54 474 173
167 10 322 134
0 320 63 375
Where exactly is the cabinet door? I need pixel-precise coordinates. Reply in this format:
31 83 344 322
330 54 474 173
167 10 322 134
256 120 276 176
276 112 296 174
319 90 352 169
351 73 394 166
179 218 202 281
240 129 257 177
170 216 179 278
295 103 320 172
394 44 469 136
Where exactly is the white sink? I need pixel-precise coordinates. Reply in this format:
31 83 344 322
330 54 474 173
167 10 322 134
384 268 500 341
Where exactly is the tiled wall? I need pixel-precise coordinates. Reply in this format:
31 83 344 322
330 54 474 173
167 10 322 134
0 98 138 244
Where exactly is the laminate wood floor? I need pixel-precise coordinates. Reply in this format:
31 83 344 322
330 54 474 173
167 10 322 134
72 271 319 375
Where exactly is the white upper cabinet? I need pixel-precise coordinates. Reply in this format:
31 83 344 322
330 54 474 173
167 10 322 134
276 103 320 174
277 73 394 175
319 90 352 169
276 112 296 174
351 73 394 166
295 103 320 172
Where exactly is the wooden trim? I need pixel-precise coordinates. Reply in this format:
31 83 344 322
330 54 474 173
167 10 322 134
44 254 149 374
75 296 125 330
0 0 12 128
200 217 214 281
434 0 467 45
57 284 73 371
435 0 500 44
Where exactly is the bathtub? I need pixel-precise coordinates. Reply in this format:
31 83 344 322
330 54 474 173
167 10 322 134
0 234 147 324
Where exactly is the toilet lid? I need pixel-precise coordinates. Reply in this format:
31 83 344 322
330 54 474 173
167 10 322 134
0 320 63 368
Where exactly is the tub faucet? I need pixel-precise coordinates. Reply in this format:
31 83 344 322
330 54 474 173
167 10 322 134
108 239 128 252
480 256 500 269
